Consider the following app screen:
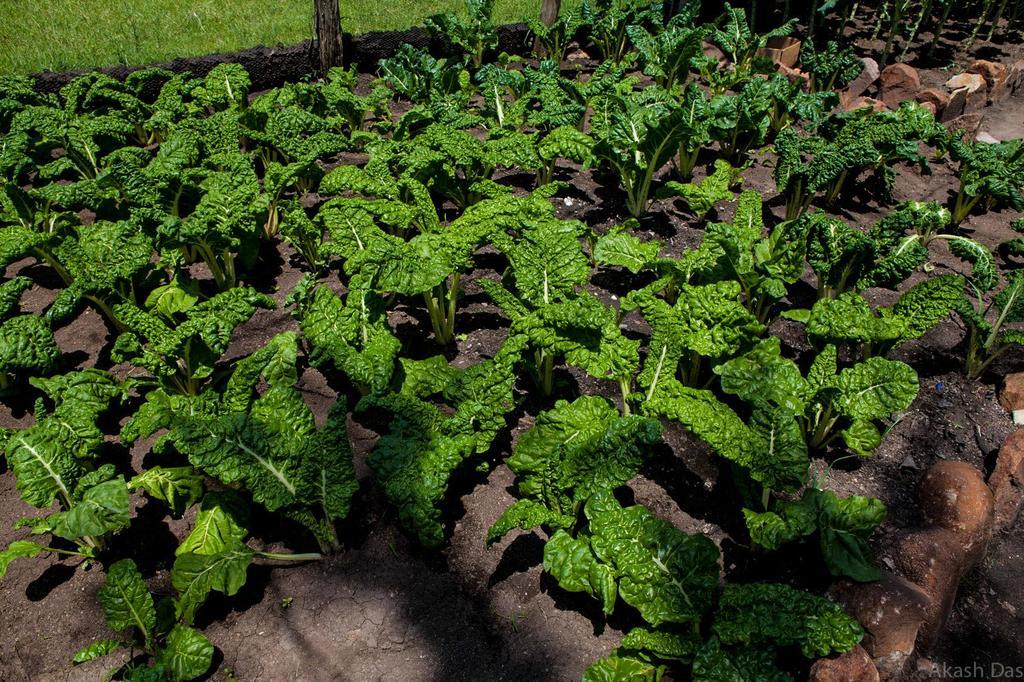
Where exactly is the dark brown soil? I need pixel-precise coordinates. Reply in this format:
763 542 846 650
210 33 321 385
3 35 1024 682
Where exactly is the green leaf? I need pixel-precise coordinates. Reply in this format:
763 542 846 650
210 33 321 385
813 489 886 582
176 491 250 557
543 530 618 615
130 467 204 517
0 540 43 579
50 478 130 541
99 559 156 648
692 637 789 682
841 420 882 457
72 639 123 664
713 582 864 658
587 490 719 627
834 357 918 421
583 652 662 682
594 224 661 274
0 314 60 377
172 544 254 624
620 627 701 661
158 624 214 682
487 499 568 546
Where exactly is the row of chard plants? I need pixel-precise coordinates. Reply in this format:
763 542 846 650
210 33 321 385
0 1 1022 680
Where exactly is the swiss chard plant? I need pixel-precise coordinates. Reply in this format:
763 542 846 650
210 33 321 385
170 491 322 625
625 9 707 90
954 268 1024 378
592 89 696 217
0 276 60 390
111 286 274 396
487 395 662 545
72 558 214 681
0 371 132 573
943 137 1024 224
357 336 525 547
425 0 499 69
657 159 743 219
123 333 359 552
581 0 662 63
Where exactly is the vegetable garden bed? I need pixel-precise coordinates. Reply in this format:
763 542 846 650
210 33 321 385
1 2 1023 680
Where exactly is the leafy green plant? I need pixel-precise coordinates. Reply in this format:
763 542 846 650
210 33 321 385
798 275 964 359
745 487 886 582
775 103 944 219
357 336 525 547
710 4 796 74
111 287 274 396
0 277 60 390
943 137 1024 224
528 6 585 64
800 39 863 93
592 89 695 217
955 269 1024 378
72 559 214 681
625 10 706 90
657 159 743 219
1 371 131 572
487 395 662 545
378 45 468 104
171 491 321 624
424 0 498 69
581 0 662 63
124 333 358 552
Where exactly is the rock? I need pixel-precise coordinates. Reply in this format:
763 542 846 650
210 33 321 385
1008 60 1024 93
879 63 921 108
845 96 888 113
778 62 810 89
919 101 937 116
831 572 931 680
810 646 880 682
892 527 969 649
915 87 949 113
845 57 880 99
566 49 589 61
918 461 994 554
999 372 1024 412
880 62 921 107
943 113 984 139
990 430 1024 532
965 85 988 113
945 72 986 93
976 131 1000 144
942 87 968 121
968 59 1008 88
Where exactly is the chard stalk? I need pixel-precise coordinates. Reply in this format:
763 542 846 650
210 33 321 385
255 551 322 562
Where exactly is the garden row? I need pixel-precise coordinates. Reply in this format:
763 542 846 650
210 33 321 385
0 1 1022 680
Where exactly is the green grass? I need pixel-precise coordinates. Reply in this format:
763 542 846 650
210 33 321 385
0 0 579 76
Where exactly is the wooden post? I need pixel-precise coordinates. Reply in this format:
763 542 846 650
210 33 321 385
314 0 343 77
536 0 561 56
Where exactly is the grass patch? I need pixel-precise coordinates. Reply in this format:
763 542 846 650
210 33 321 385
0 0 582 76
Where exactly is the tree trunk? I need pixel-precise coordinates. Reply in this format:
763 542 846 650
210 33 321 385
314 0 343 77
535 0 561 56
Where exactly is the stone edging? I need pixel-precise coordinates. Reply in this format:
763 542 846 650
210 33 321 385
811 373 1024 681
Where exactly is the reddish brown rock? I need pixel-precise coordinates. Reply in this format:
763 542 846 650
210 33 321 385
915 87 949 112
945 72 986 93
990 430 1024 531
919 101 937 116
999 372 1024 412
845 57 880 99
892 527 969 649
942 87 968 121
976 131 1000 144
943 113 984 139
831 572 931 679
965 86 988 114
1008 60 1024 93
810 646 880 682
919 461 994 555
778 62 810 89
968 59 1008 88
879 63 921 108
846 96 888 113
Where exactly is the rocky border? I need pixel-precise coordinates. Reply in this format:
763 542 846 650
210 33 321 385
809 373 1024 681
